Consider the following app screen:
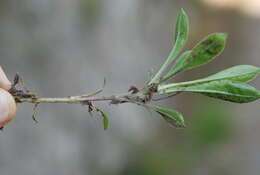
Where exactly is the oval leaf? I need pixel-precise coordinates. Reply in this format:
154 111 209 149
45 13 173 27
181 33 227 70
161 80 260 103
163 33 227 82
150 106 185 128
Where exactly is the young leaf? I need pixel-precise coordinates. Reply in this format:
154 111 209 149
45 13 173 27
97 108 109 130
149 8 189 84
160 80 260 103
163 33 227 82
150 105 185 128
159 65 260 90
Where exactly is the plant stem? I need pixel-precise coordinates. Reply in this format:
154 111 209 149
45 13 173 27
15 93 132 104
19 96 117 104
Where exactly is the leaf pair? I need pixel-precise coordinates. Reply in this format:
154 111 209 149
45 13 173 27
158 65 260 103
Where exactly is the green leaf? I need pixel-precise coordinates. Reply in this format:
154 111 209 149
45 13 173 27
150 105 185 128
180 32 227 70
159 65 260 90
163 33 227 82
160 80 260 103
149 8 189 84
97 108 109 130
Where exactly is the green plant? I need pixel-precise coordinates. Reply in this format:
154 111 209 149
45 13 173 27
9 9 260 130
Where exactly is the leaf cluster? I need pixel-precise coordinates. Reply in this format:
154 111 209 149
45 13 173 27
146 9 260 128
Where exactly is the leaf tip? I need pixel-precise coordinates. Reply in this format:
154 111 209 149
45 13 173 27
96 108 110 130
180 8 186 14
217 32 228 41
179 8 188 21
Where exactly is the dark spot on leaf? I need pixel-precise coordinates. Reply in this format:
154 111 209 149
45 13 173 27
201 38 214 46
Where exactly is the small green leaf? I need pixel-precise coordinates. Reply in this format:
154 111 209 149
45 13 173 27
97 108 109 130
149 8 189 84
159 65 260 90
150 105 185 128
163 33 227 82
161 80 260 103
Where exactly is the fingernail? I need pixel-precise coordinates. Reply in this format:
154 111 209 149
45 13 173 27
0 89 9 124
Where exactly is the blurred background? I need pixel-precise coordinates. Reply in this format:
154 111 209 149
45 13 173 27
0 0 260 174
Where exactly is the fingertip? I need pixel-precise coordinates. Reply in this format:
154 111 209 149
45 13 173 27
0 66 12 91
0 89 16 127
